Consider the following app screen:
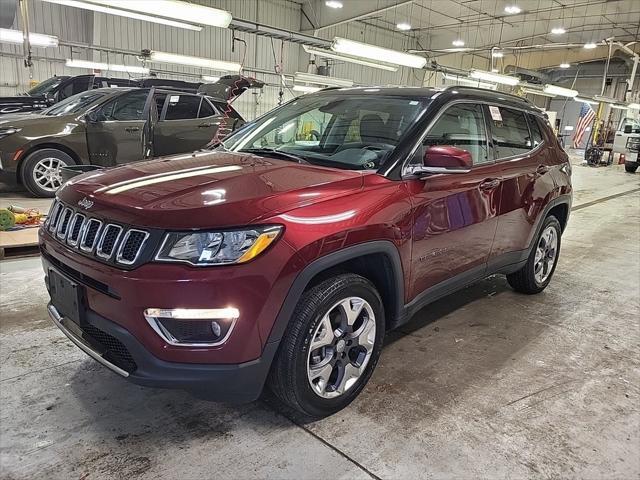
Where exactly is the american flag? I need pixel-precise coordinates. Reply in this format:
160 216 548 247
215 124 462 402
572 102 596 148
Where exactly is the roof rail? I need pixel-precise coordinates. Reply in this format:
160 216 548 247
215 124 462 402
442 85 530 104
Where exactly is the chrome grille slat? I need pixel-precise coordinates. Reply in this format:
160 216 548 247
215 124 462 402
48 201 149 266
96 224 123 260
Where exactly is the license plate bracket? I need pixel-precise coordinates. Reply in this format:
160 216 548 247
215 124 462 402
48 268 85 325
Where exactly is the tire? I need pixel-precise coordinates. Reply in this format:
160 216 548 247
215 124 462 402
268 273 385 419
21 148 75 197
507 215 562 294
625 162 638 173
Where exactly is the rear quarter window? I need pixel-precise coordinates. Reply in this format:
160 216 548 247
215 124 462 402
488 106 533 158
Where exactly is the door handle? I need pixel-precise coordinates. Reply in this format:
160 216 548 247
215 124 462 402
125 127 140 133
480 178 500 191
536 165 550 174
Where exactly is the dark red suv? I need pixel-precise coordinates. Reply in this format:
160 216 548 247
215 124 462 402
40 86 572 418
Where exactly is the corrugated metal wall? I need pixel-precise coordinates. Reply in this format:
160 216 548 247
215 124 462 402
1 0 425 119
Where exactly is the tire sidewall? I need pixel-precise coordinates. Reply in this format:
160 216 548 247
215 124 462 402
532 216 562 289
21 149 74 198
293 278 385 417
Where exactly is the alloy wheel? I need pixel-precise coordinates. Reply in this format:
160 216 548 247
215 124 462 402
32 157 67 192
534 225 558 284
306 296 376 399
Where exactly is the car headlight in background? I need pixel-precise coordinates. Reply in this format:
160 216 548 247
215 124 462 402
155 225 282 266
0 127 21 139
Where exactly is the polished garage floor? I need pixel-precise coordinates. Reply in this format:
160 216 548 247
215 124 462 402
1 159 639 479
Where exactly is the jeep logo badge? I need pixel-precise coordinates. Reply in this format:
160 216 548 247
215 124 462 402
78 197 94 210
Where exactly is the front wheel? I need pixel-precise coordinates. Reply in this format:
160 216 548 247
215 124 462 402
21 148 74 197
507 215 562 294
625 162 638 173
268 274 385 418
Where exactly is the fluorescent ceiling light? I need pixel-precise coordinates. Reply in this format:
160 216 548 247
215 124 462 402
325 0 343 8
610 104 628 110
201 75 220 83
149 51 241 72
594 95 618 103
564 125 574 131
396 22 412 31
469 69 519 86
492 51 504 58
504 5 521 14
66 58 149 74
442 73 496 90
303 45 398 72
42 0 203 31
551 27 566 34
452 39 465 47
575 97 598 105
332 37 427 69
584 42 597 49
0 28 58 47
628 103 640 110
559 63 570 68
294 72 353 87
543 84 578 97
293 85 321 94
522 87 555 98
92 0 231 27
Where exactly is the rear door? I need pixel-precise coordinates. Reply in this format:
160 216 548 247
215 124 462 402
153 94 220 156
487 106 557 261
407 102 501 299
85 89 152 166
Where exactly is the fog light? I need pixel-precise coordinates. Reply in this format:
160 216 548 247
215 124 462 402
144 308 238 347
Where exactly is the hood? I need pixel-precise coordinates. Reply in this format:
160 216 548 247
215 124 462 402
58 151 365 229
0 96 48 115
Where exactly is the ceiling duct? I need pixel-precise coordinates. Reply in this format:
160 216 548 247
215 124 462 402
0 0 17 28
504 65 551 85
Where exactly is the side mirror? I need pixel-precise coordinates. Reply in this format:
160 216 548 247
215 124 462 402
408 145 472 176
85 110 99 123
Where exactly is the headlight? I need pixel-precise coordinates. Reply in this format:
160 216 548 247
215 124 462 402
0 127 21 139
155 225 282 266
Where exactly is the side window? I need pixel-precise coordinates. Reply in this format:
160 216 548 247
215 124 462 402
489 106 533 158
198 98 217 118
528 115 544 147
423 104 491 165
164 95 200 120
98 90 148 121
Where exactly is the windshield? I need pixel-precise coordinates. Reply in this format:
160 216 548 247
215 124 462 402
222 93 428 170
27 76 67 96
42 91 108 116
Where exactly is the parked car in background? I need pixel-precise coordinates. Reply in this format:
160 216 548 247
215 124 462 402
0 74 202 116
612 116 640 172
0 86 244 197
41 86 572 418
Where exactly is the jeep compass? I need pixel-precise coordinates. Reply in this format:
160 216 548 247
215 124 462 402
40 86 572 418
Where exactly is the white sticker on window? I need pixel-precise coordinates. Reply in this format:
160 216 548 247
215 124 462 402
169 95 180 103
489 106 502 122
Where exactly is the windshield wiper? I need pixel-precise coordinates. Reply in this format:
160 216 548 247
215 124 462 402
241 148 310 164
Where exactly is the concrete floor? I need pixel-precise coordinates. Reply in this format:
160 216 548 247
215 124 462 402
1 159 639 479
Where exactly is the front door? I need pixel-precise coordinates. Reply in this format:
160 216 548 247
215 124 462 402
86 90 152 166
408 103 501 300
153 94 220 156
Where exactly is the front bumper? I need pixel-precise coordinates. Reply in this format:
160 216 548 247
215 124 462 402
47 302 277 402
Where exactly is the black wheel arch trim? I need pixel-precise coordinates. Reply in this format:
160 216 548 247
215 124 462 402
265 240 405 345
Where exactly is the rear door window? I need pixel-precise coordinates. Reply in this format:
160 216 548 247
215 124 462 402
488 106 533 158
164 95 200 120
198 98 217 118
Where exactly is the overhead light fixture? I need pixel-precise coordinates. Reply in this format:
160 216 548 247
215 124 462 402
331 37 427 68
294 72 353 87
522 87 555 98
66 58 149 74
442 74 496 90
396 22 412 31
628 103 640 110
148 51 241 72
201 75 220 83
0 28 58 47
551 27 566 34
504 5 521 14
492 51 504 58
559 63 571 68
470 69 519 86
325 0 343 8
610 104 629 110
594 95 618 103
575 97 598 105
452 39 465 47
303 45 398 72
293 85 321 94
584 42 597 49
543 84 578 97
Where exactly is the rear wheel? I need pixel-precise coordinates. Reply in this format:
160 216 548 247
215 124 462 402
21 148 74 197
268 274 385 418
507 215 562 294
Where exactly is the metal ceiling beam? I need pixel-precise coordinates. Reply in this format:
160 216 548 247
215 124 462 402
229 19 330 49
